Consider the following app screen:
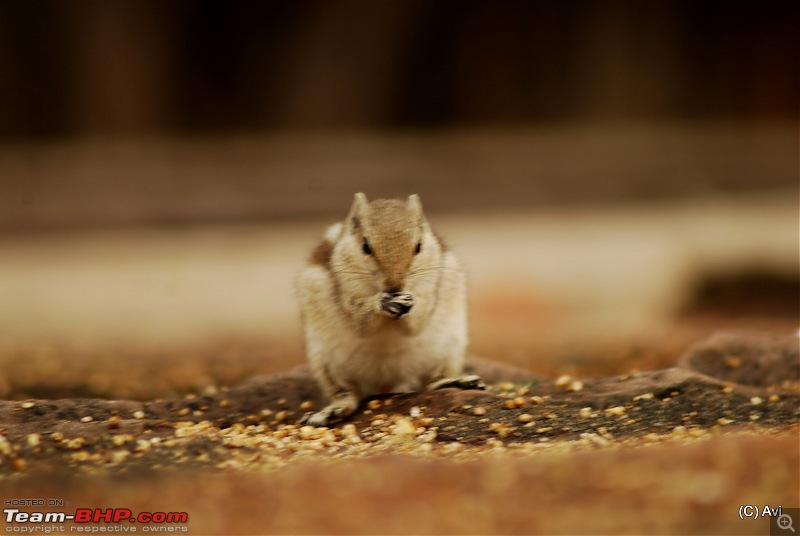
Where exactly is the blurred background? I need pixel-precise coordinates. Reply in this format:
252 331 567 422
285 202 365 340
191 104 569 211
0 0 797 397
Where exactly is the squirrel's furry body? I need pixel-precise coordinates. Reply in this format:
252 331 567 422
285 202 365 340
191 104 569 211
295 193 481 426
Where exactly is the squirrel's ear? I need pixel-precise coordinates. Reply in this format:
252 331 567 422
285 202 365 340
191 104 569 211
407 194 422 218
349 192 369 231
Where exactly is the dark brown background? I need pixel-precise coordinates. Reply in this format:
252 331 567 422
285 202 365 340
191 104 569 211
0 0 798 234
1 0 797 138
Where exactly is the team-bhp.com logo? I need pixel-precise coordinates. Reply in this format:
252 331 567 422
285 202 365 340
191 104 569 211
5 507 188 530
75 509 187 524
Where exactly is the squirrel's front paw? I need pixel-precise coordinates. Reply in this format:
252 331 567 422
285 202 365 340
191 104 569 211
380 292 414 318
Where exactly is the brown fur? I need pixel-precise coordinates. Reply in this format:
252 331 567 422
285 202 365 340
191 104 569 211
309 239 333 269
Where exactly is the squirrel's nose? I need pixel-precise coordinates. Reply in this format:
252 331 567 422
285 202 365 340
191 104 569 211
384 273 405 294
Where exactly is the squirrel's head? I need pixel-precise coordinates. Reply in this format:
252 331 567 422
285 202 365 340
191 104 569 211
332 192 442 294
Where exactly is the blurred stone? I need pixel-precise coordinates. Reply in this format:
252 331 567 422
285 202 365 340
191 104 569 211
679 332 799 387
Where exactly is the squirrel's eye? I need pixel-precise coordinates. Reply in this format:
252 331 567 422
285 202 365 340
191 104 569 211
362 238 372 255
414 241 422 255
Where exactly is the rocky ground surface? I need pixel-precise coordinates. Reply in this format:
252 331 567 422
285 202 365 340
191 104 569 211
0 331 797 534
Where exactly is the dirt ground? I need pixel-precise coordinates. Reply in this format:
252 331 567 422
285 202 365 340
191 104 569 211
0 332 797 535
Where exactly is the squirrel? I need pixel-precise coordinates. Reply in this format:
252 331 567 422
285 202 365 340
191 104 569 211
295 192 484 426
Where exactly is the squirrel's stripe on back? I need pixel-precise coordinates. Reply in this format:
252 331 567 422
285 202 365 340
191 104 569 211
434 230 449 252
309 239 333 268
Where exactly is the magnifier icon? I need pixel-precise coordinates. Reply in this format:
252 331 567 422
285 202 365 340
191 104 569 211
778 514 796 533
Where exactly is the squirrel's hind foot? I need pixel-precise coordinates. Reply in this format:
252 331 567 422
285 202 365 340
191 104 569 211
300 410 333 427
300 393 359 427
428 374 486 391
